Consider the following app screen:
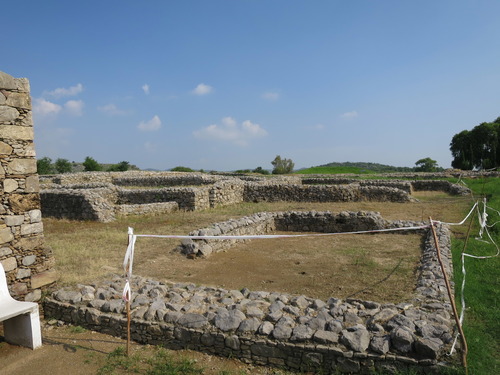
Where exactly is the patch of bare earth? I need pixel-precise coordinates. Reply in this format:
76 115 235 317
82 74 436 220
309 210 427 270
0 326 287 375
139 233 422 303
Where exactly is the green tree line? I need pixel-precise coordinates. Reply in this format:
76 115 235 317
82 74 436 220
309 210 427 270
450 117 500 170
36 157 132 175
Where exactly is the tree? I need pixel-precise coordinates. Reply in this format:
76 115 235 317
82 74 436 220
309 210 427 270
450 117 500 170
253 166 270 175
54 158 72 174
37 157 53 175
271 155 294 174
170 166 194 172
83 156 102 171
108 161 130 172
415 157 439 172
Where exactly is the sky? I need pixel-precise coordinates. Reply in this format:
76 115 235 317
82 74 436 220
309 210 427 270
3 0 500 171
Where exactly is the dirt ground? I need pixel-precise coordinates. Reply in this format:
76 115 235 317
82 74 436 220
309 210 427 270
0 325 286 375
137 232 422 303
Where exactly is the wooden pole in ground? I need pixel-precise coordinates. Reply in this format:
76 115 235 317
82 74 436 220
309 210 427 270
126 296 131 357
125 232 132 357
429 217 468 373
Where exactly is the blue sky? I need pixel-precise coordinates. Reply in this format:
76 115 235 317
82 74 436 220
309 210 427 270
3 1 499 171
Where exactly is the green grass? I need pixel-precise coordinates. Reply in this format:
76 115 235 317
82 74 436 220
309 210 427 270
97 346 205 375
449 177 500 375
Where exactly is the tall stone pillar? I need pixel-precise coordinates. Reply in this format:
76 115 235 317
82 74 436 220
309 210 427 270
0 71 56 302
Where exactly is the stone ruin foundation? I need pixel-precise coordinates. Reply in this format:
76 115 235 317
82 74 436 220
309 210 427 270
0 71 56 301
44 211 459 374
38 171 471 223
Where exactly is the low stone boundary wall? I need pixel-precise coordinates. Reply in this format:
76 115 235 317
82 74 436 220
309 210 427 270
178 211 424 258
301 178 470 196
44 221 456 374
302 178 413 194
116 187 210 211
244 184 412 203
411 181 469 195
40 188 116 222
115 202 179 216
113 174 220 187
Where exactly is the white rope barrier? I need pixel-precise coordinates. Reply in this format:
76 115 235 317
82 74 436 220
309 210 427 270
435 202 478 226
122 227 136 302
448 199 499 355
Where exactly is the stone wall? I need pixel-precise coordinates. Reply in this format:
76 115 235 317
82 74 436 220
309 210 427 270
301 178 471 196
178 211 421 258
40 188 117 222
44 218 456 374
244 184 412 203
115 202 179 217
116 187 210 211
0 71 55 301
209 180 245 208
39 172 471 222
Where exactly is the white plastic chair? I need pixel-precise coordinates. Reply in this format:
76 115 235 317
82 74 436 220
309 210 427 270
0 261 42 349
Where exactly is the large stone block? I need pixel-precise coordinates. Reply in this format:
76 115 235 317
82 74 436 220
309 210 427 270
15 78 30 93
1 256 17 271
31 269 57 289
29 209 42 223
21 222 44 236
0 125 34 140
25 175 40 192
0 140 13 155
4 215 24 226
0 107 20 122
3 178 19 193
0 71 17 90
0 247 12 256
6 92 31 109
0 226 14 244
7 158 37 174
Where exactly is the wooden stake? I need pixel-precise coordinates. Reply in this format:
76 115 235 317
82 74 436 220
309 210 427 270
429 217 468 373
126 295 131 357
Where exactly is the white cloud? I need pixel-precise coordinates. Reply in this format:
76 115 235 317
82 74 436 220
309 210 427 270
261 91 280 101
192 83 213 95
138 115 162 131
98 103 128 116
312 123 325 130
142 84 150 95
64 100 84 116
193 117 268 146
33 98 62 116
340 111 359 119
45 83 83 98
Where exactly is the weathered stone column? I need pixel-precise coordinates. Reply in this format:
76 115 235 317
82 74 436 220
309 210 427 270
0 71 56 302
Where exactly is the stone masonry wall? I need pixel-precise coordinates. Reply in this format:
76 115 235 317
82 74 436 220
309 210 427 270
178 211 420 258
0 71 56 301
39 172 469 222
243 184 412 203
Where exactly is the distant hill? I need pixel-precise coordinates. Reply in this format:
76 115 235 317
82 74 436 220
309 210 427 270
298 162 414 174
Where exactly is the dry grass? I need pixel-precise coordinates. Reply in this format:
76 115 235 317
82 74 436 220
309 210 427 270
43 192 471 302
